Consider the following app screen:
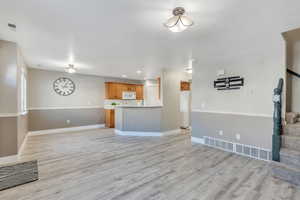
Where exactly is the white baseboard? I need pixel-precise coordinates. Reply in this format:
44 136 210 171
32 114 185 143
0 155 18 165
28 124 105 136
115 129 182 137
162 129 182 136
115 129 162 136
191 136 205 144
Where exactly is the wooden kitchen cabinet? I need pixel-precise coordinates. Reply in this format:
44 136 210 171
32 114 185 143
116 83 124 99
105 82 144 100
123 84 136 92
136 85 144 100
105 109 115 128
181 81 191 91
105 82 119 99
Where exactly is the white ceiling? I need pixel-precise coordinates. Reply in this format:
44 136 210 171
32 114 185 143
2 1 300 80
0 0 227 79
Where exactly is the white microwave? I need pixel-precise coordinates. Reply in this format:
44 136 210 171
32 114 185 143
122 92 136 100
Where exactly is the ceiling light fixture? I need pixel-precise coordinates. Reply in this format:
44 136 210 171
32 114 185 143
185 67 193 74
121 74 127 78
164 7 193 33
65 64 76 73
184 59 194 74
136 70 142 74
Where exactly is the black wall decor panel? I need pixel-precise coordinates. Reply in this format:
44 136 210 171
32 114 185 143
214 76 244 90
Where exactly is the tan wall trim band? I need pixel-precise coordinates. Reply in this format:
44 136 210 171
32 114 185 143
0 112 28 118
191 109 272 118
28 106 104 110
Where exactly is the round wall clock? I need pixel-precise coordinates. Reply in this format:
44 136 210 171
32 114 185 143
53 77 76 96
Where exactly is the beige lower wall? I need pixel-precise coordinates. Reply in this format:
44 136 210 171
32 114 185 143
191 111 273 150
116 107 162 132
17 114 28 149
0 117 18 157
28 108 105 131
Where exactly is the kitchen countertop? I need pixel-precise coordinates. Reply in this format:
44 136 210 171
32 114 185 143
104 105 163 109
116 105 163 108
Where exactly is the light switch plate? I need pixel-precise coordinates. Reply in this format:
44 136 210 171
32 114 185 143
219 130 223 136
236 134 241 140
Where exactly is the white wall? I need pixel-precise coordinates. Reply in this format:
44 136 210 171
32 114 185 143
191 1 294 116
0 40 28 156
190 0 300 149
28 68 106 109
28 68 144 109
0 40 18 114
144 79 160 106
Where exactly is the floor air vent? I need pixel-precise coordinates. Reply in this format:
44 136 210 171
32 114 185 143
203 136 271 161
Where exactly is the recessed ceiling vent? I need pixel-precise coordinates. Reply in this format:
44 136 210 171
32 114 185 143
8 23 16 31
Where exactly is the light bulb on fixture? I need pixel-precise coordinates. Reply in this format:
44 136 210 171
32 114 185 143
185 58 194 74
65 64 76 73
185 67 193 74
164 7 193 32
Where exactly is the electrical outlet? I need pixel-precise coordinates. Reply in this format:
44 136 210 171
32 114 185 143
236 133 241 141
66 120 71 124
219 130 223 136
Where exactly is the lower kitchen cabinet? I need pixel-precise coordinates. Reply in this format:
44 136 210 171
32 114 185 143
105 109 115 128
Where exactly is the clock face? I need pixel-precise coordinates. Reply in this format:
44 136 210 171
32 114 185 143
53 77 75 96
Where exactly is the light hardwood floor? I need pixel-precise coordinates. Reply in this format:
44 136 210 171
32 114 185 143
1 128 300 200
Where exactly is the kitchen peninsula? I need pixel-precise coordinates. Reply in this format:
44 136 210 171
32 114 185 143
115 106 165 136
104 81 144 128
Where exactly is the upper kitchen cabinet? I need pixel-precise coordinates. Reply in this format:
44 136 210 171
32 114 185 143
180 81 191 91
136 85 144 100
123 84 136 92
105 82 113 99
105 82 120 99
105 82 144 100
